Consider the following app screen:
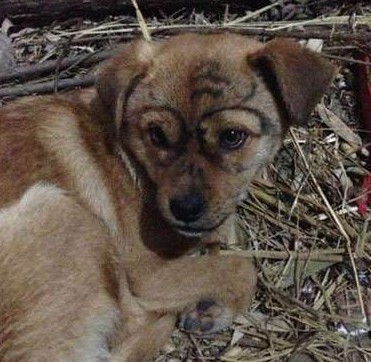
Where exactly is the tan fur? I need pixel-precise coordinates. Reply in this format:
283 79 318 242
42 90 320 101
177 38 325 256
0 33 335 361
36 103 121 238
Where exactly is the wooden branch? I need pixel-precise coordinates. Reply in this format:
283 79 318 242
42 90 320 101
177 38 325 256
155 26 371 43
1 0 266 24
0 75 95 99
1 0 134 22
0 49 117 84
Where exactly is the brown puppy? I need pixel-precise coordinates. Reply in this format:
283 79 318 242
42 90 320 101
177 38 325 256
0 33 335 361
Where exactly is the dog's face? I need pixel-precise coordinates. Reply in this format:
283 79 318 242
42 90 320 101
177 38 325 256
97 33 335 237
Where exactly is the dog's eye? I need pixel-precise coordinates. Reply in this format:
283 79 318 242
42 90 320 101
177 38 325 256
149 124 169 148
219 129 247 150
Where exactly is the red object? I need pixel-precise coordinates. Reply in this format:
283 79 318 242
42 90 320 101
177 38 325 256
356 54 371 216
357 175 371 217
357 54 371 139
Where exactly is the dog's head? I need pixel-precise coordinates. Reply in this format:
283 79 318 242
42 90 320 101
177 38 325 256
97 33 335 237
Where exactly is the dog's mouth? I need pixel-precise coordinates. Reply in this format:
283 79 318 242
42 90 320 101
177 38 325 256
172 217 227 238
174 225 209 237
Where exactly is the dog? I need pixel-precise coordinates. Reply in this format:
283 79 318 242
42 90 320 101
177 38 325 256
0 33 335 361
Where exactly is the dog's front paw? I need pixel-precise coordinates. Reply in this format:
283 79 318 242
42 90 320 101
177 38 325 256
179 299 234 335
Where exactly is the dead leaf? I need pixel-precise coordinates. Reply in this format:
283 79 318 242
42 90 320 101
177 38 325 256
317 103 362 148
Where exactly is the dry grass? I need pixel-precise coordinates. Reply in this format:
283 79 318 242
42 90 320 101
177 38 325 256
1 1 371 361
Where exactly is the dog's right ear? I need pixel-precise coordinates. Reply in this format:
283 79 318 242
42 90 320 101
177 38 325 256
248 39 336 127
96 39 155 132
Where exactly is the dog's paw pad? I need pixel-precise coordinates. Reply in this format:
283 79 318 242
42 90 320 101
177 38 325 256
179 299 234 335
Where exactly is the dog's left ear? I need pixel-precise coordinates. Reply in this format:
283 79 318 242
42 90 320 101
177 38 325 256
248 38 336 126
96 39 156 132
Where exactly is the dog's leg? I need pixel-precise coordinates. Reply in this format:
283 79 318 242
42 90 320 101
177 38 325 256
203 215 237 256
133 255 256 335
110 314 176 362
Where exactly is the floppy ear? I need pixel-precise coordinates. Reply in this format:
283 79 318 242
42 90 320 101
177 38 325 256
96 39 155 132
248 38 336 126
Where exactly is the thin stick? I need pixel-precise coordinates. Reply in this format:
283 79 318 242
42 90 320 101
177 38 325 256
260 275 320 318
130 0 151 41
226 1 283 25
189 335 207 362
289 129 366 323
54 22 371 43
323 53 371 66
221 249 345 262
154 26 371 43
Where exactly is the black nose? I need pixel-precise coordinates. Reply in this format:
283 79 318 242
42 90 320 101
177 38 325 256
169 193 205 223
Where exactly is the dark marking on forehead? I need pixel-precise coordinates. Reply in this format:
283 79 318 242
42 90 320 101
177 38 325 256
201 106 274 135
191 60 230 86
190 87 224 101
190 61 231 102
